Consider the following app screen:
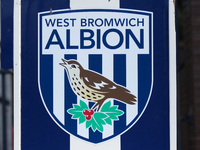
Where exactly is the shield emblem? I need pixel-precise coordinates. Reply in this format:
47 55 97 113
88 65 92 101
38 9 153 143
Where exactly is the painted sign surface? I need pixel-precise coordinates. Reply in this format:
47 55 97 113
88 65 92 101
20 0 172 149
38 9 153 143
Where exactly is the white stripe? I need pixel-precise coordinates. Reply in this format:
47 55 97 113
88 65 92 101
77 121 89 139
77 53 89 69
169 0 177 149
77 54 89 138
70 0 119 9
71 135 121 150
53 54 65 124
77 97 89 139
126 53 138 125
70 0 120 149
102 54 114 139
14 0 21 150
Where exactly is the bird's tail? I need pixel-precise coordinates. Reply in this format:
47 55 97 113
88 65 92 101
112 86 137 105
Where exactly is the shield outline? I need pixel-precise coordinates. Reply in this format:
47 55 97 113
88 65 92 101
38 9 153 143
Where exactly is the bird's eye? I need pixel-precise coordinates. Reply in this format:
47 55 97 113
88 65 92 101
71 65 76 68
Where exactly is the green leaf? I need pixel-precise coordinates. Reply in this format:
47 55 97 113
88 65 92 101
67 100 89 124
67 100 125 132
104 117 112 125
79 100 89 110
86 112 107 132
73 105 82 110
100 101 124 121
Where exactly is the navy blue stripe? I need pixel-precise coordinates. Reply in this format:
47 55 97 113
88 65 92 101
88 54 103 143
64 55 77 135
40 56 53 113
88 54 102 109
89 54 102 73
22 0 71 149
1 0 13 69
138 55 151 112
114 54 127 135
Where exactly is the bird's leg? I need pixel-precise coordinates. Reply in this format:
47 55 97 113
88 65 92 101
91 100 104 112
91 102 99 111
96 101 104 111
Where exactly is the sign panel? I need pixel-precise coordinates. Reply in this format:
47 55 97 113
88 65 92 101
38 9 153 143
15 0 176 149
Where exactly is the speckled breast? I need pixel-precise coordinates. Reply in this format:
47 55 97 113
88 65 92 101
69 74 105 102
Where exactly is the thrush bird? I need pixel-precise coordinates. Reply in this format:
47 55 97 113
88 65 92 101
59 59 137 111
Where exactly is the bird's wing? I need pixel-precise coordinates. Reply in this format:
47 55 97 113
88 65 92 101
80 69 136 105
81 69 128 93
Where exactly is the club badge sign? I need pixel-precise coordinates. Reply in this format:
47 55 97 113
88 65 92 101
38 9 153 143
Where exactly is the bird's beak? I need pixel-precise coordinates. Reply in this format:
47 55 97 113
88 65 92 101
59 58 68 68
